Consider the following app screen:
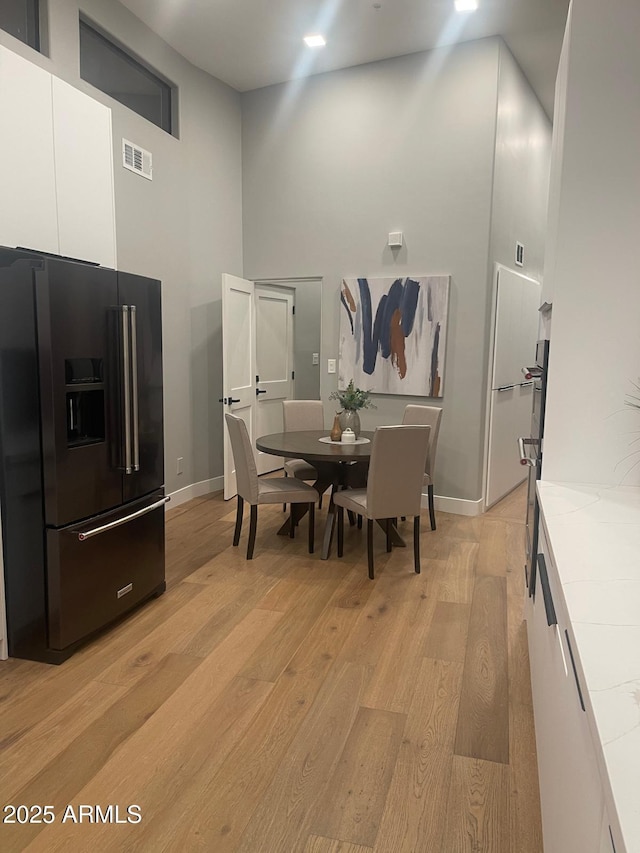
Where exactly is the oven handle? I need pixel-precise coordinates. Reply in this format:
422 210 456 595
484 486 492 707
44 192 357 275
518 437 539 467
77 496 170 541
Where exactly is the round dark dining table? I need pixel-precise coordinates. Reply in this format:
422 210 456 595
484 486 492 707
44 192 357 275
255 430 404 559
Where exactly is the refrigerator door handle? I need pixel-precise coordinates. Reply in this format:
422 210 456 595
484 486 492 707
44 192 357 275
77 496 170 541
121 305 133 474
129 305 140 472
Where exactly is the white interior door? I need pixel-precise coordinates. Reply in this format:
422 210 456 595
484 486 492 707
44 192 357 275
492 266 541 388
222 274 256 500
485 265 541 507
255 285 294 475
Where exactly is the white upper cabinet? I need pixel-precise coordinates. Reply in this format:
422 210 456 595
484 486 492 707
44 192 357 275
0 44 116 268
52 77 116 268
0 45 59 255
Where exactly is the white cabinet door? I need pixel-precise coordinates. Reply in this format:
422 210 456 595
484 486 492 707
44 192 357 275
0 45 59 254
52 77 116 268
529 525 604 853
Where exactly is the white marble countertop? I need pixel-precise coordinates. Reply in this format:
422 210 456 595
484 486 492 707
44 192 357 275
537 481 640 853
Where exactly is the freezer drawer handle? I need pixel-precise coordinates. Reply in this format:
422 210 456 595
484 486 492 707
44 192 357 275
77 496 170 541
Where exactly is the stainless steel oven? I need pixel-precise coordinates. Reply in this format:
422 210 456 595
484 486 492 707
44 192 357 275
518 339 550 596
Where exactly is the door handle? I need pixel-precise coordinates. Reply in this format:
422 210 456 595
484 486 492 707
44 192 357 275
256 388 267 395
120 306 133 474
228 398 240 405
129 305 139 473
537 552 557 627
518 437 538 466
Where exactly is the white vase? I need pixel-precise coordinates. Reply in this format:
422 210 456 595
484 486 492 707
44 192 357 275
339 410 361 438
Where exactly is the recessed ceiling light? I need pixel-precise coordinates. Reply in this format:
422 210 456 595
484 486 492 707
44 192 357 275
304 34 326 48
455 0 478 11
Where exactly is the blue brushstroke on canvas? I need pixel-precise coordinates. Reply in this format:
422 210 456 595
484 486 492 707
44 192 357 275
357 276 422 375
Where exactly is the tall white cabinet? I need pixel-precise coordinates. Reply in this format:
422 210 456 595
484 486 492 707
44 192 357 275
0 46 59 256
0 44 116 268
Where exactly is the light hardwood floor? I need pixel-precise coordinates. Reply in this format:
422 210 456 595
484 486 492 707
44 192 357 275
0 483 541 852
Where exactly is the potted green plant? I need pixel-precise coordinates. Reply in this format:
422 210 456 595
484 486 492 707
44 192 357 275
329 380 375 437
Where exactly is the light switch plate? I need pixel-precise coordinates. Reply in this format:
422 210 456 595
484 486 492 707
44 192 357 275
328 359 336 374
312 352 319 365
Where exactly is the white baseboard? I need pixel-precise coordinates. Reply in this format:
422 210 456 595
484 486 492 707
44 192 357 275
167 480 484 517
422 492 485 517
167 476 224 508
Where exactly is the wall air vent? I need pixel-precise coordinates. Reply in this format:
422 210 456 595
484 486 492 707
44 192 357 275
122 139 152 180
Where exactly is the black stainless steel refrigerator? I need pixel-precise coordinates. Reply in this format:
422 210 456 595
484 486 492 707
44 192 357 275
0 247 166 663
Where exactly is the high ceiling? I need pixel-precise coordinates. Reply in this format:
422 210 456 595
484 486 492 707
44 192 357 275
118 0 570 118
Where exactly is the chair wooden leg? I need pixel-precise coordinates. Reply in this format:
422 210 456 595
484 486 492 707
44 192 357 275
357 514 362 529
233 496 244 546
319 494 323 510
428 484 436 530
283 472 287 512
367 519 375 579
308 502 315 554
289 508 295 538
337 506 344 557
386 518 392 552
247 504 258 559
347 510 356 527
414 515 421 573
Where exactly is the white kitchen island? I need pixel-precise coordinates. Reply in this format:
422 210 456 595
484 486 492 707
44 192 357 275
530 481 640 853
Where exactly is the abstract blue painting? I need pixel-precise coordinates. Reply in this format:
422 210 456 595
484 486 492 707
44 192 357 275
339 275 450 397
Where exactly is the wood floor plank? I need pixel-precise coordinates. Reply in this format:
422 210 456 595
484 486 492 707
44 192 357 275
437 540 478 604
238 578 340 682
442 755 510 853
475 519 508 577
309 706 406 847
237 661 368 853
509 700 543 853
1 653 200 850
360 587 436 714
424 601 471 663
374 658 463 852
305 836 373 853
0 679 126 793
454 575 509 765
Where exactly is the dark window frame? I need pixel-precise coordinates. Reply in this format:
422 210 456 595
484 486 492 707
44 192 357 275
0 0 40 51
79 17 176 136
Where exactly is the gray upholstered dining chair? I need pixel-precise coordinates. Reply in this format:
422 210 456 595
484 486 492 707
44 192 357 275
402 404 442 530
282 399 325 508
225 413 318 559
333 425 430 579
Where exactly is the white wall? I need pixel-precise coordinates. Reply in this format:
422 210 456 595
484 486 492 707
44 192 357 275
0 0 243 495
490 43 552 283
542 0 640 486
